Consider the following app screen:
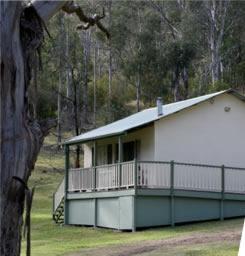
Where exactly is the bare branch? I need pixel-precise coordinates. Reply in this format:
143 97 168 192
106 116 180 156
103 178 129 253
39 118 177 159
62 2 110 39
38 118 57 136
32 0 110 39
149 0 181 40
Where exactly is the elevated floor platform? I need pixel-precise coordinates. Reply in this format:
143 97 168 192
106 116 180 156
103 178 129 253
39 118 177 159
65 188 245 230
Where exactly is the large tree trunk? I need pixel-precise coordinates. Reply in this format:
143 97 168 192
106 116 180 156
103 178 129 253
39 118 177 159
0 2 55 255
1 1 108 254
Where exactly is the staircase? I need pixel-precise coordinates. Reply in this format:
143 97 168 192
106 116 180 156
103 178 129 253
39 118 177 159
53 178 65 224
53 197 64 224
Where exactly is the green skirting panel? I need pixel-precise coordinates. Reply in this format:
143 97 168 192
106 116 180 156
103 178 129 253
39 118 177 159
224 200 245 218
66 189 245 230
67 194 134 230
68 199 95 225
174 197 220 223
136 196 170 227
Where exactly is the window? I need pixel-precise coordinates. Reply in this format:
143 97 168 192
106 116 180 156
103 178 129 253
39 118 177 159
107 144 113 164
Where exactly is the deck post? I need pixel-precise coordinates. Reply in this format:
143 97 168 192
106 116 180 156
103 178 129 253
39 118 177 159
220 165 225 221
64 144 70 225
134 158 138 190
118 136 123 188
170 160 175 227
132 195 136 232
132 158 137 232
93 141 97 191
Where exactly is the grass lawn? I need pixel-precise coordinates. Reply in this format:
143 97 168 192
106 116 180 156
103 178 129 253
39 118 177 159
21 138 243 256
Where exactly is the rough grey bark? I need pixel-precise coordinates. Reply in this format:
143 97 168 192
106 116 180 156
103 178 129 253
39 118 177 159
1 1 109 254
0 2 56 255
30 52 38 119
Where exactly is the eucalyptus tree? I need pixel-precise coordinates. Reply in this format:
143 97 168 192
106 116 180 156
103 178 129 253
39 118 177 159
204 0 230 85
0 1 109 255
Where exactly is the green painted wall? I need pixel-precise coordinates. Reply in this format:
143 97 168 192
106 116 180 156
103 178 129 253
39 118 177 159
136 196 171 227
66 189 245 230
67 195 134 230
97 198 120 229
174 198 220 223
119 196 133 229
68 199 95 225
224 200 245 218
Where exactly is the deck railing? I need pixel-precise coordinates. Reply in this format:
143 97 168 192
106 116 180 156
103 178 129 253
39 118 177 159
225 166 245 193
53 160 245 214
69 167 94 191
137 161 171 188
174 163 222 192
66 161 245 194
68 161 135 192
96 163 119 190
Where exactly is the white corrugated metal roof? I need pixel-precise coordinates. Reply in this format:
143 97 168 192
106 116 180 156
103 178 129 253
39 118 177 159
65 89 240 145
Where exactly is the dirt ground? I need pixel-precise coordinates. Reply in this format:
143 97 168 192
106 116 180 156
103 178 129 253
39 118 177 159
68 228 241 256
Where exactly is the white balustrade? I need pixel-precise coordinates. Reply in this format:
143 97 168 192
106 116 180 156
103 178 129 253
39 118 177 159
174 164 221 192
137 162 171 188
225 167 245 194
62 161 245 194
69 167 93 191
96 163 119 190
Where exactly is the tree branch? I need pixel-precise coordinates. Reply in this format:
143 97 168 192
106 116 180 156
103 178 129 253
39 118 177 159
62 2 110 38
149 0 181 40
32 0 110 39
38 118 57 136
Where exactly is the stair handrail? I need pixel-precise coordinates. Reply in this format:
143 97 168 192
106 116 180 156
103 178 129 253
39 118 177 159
53 178 65 213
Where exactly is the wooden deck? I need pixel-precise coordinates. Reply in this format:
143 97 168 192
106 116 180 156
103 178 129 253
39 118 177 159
53 160 245 225
66 160 245 193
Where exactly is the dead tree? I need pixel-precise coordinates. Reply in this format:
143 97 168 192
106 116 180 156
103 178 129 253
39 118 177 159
0 1 109 255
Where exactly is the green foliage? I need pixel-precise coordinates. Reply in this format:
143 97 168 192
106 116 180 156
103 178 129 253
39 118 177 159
34 0 245 133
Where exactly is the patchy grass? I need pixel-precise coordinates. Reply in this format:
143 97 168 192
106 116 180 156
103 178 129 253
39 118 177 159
21 138 243 256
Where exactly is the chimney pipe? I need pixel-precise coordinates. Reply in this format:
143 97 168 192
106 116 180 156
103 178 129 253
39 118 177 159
157 97 163 116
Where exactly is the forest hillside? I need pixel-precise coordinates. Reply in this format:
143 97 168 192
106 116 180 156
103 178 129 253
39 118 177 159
30 0 245 143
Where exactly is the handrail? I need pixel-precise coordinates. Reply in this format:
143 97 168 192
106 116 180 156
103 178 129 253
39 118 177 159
54 160 245 198
53 178 65 213
69 160 135 171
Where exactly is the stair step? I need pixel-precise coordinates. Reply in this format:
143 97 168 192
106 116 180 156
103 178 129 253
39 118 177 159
53 194 65 224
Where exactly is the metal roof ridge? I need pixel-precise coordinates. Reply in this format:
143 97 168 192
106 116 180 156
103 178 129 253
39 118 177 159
64 89 243 145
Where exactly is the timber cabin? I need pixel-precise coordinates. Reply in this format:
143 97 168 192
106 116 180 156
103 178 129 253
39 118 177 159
53 89 245 230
